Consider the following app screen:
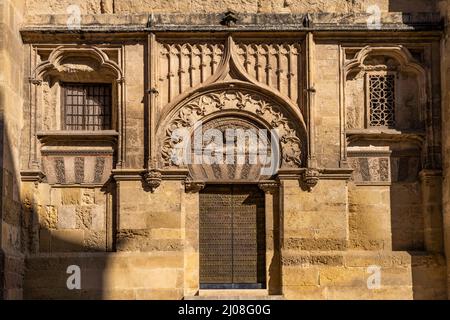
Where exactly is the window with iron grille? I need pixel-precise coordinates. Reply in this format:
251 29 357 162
369 74 395 127
62 83 112 130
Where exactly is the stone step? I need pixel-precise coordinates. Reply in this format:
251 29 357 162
185 295 285 300
185 290 284 300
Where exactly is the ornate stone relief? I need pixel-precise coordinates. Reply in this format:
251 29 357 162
159 89 303 171
158 42 225 105
153 35 308 186
143 169 162 192
347 146 392 185
344 45 427 130
258 181 280 194
235 42 301 104
34 46 123 81
184 178 206 193
42 154 112 185
302 168 320 191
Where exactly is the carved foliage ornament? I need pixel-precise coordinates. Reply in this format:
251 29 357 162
302 168 320 191
143 169 162 192
159 89 303 169
184 178 206 193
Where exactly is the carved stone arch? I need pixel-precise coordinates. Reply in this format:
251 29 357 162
344 45 428 105
155 83 307 178
344 45 429 131
34 45 124 82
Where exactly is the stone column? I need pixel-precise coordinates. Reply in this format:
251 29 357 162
258 181 281 295
183 181 204 297
420 170 444 253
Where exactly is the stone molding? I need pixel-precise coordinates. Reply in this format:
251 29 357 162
20 13 443 37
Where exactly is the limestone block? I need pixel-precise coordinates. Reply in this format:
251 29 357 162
282 267 319 286
61 188 81 205
120 210 146 230
150 228 182 240
1 222 21 252
76 207 92 229
91 205 105 231
283 286 326 300
50 188 61 206
135 289 183 300
94 188 106 205
50 230 84 252
319 267 367 287
81 189 95 205
84 231 106 251
57 206 77 229
146 211 181 229
38 205 58 229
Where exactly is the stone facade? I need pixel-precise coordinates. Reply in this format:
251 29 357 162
0 0 449 300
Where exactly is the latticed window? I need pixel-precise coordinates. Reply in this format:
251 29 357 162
62 83 112 130
368 74 395 127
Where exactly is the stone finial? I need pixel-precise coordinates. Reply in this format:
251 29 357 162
302 168 320 191
258 181 280 194
184 179 206 194
143 169 162 193
221 10 238 27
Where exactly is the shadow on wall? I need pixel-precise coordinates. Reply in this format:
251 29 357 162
0 92 114 299
389 158 447 299
0 113 26 299
388 0 440 12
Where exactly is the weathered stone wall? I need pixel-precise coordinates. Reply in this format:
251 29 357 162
0 0 27 300
25 0 440 15
7 0 449 300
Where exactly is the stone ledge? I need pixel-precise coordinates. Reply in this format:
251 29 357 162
20 12 444 35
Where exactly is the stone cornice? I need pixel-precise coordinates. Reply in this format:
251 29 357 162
20 12 443 42
37 131 119 145
20 170 46 183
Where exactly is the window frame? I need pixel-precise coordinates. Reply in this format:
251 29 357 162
61 82 113 131
365 71 397 129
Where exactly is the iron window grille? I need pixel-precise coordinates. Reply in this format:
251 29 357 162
368 74 396 128
62 83 112 131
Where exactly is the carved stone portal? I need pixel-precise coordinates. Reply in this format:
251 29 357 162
158 88 304 176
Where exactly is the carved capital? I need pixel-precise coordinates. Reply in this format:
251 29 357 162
302 168 320 191
184 179 206 194
143 169 162 192
258 181 279 194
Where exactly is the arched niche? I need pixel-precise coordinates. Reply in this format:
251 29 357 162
27 45 126 174
344 46 428 131
32 46 124 131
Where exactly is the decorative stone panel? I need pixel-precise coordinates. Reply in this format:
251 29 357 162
38 131 117 185
347 146 391 185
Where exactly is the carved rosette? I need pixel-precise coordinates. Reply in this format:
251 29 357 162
184 179 206 194
258 181 280 194
143 169 162 193
302 168 320 191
